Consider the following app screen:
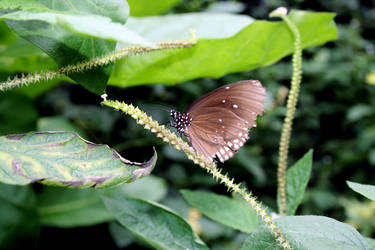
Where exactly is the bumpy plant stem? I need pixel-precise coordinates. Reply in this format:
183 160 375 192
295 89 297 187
270 8 303 216
101 99 292 250
0 34 196 92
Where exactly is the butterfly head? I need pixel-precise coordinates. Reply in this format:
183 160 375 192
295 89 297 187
170 110 192 134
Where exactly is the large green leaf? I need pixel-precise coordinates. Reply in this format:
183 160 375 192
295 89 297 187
280 150 313 215
0 11 153 47
128 0 181 17
109 10 337 87
241 216 372 250
0 131 157 188
0 21 56 73
0 183 39 248
181 190 258 233
0 22 61 97
0 0 130 94
100 189 208 250
0 0 48 10
37 175 167 228
347 181 375 201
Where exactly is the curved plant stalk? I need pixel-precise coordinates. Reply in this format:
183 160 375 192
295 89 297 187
101 99 292 250
0 32 197 92
270 8 303 216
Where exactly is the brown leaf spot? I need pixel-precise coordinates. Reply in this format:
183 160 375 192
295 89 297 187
12 159 31 179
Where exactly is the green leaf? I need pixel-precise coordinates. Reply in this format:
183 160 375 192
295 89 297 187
37 186 112 227
366 237 375 249
109 222 135 248
347 181 375 201
37 175 167 228
128 0 181 17
37 116 88 139
0 11 153 47
118 175 168 201
180 190 258 233
126 13 253 40
0 183 39 248
100 189 208 250
1 0 130 94
282 149 313 215
0 0 48 11
0 36 55 73
0 131 157 188
0 20 17 44
0 22 57 80
241 216 372 250
109 10 337 87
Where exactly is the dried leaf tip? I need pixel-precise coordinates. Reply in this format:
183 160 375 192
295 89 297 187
101 93 108 101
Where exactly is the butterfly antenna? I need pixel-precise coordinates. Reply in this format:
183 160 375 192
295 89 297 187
139 102 174 114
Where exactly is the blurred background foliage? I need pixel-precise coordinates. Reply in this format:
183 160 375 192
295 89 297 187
0 0 374 249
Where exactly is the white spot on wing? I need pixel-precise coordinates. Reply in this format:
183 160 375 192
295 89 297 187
225 86 230 90
233 104 238 109
218 154 224 162
222 100 226 103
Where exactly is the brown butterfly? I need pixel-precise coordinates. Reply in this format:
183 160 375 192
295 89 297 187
171 80 266 162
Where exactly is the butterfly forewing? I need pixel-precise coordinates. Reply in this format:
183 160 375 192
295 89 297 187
186 80 265 117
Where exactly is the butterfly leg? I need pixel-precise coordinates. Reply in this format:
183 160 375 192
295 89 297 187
184 134 193 146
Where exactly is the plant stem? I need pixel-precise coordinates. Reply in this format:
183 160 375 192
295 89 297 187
0 34 196 92
101 99 292 250
270 8 303 216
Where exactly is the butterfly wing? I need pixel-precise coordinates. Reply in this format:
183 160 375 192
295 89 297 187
185 80 266 162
